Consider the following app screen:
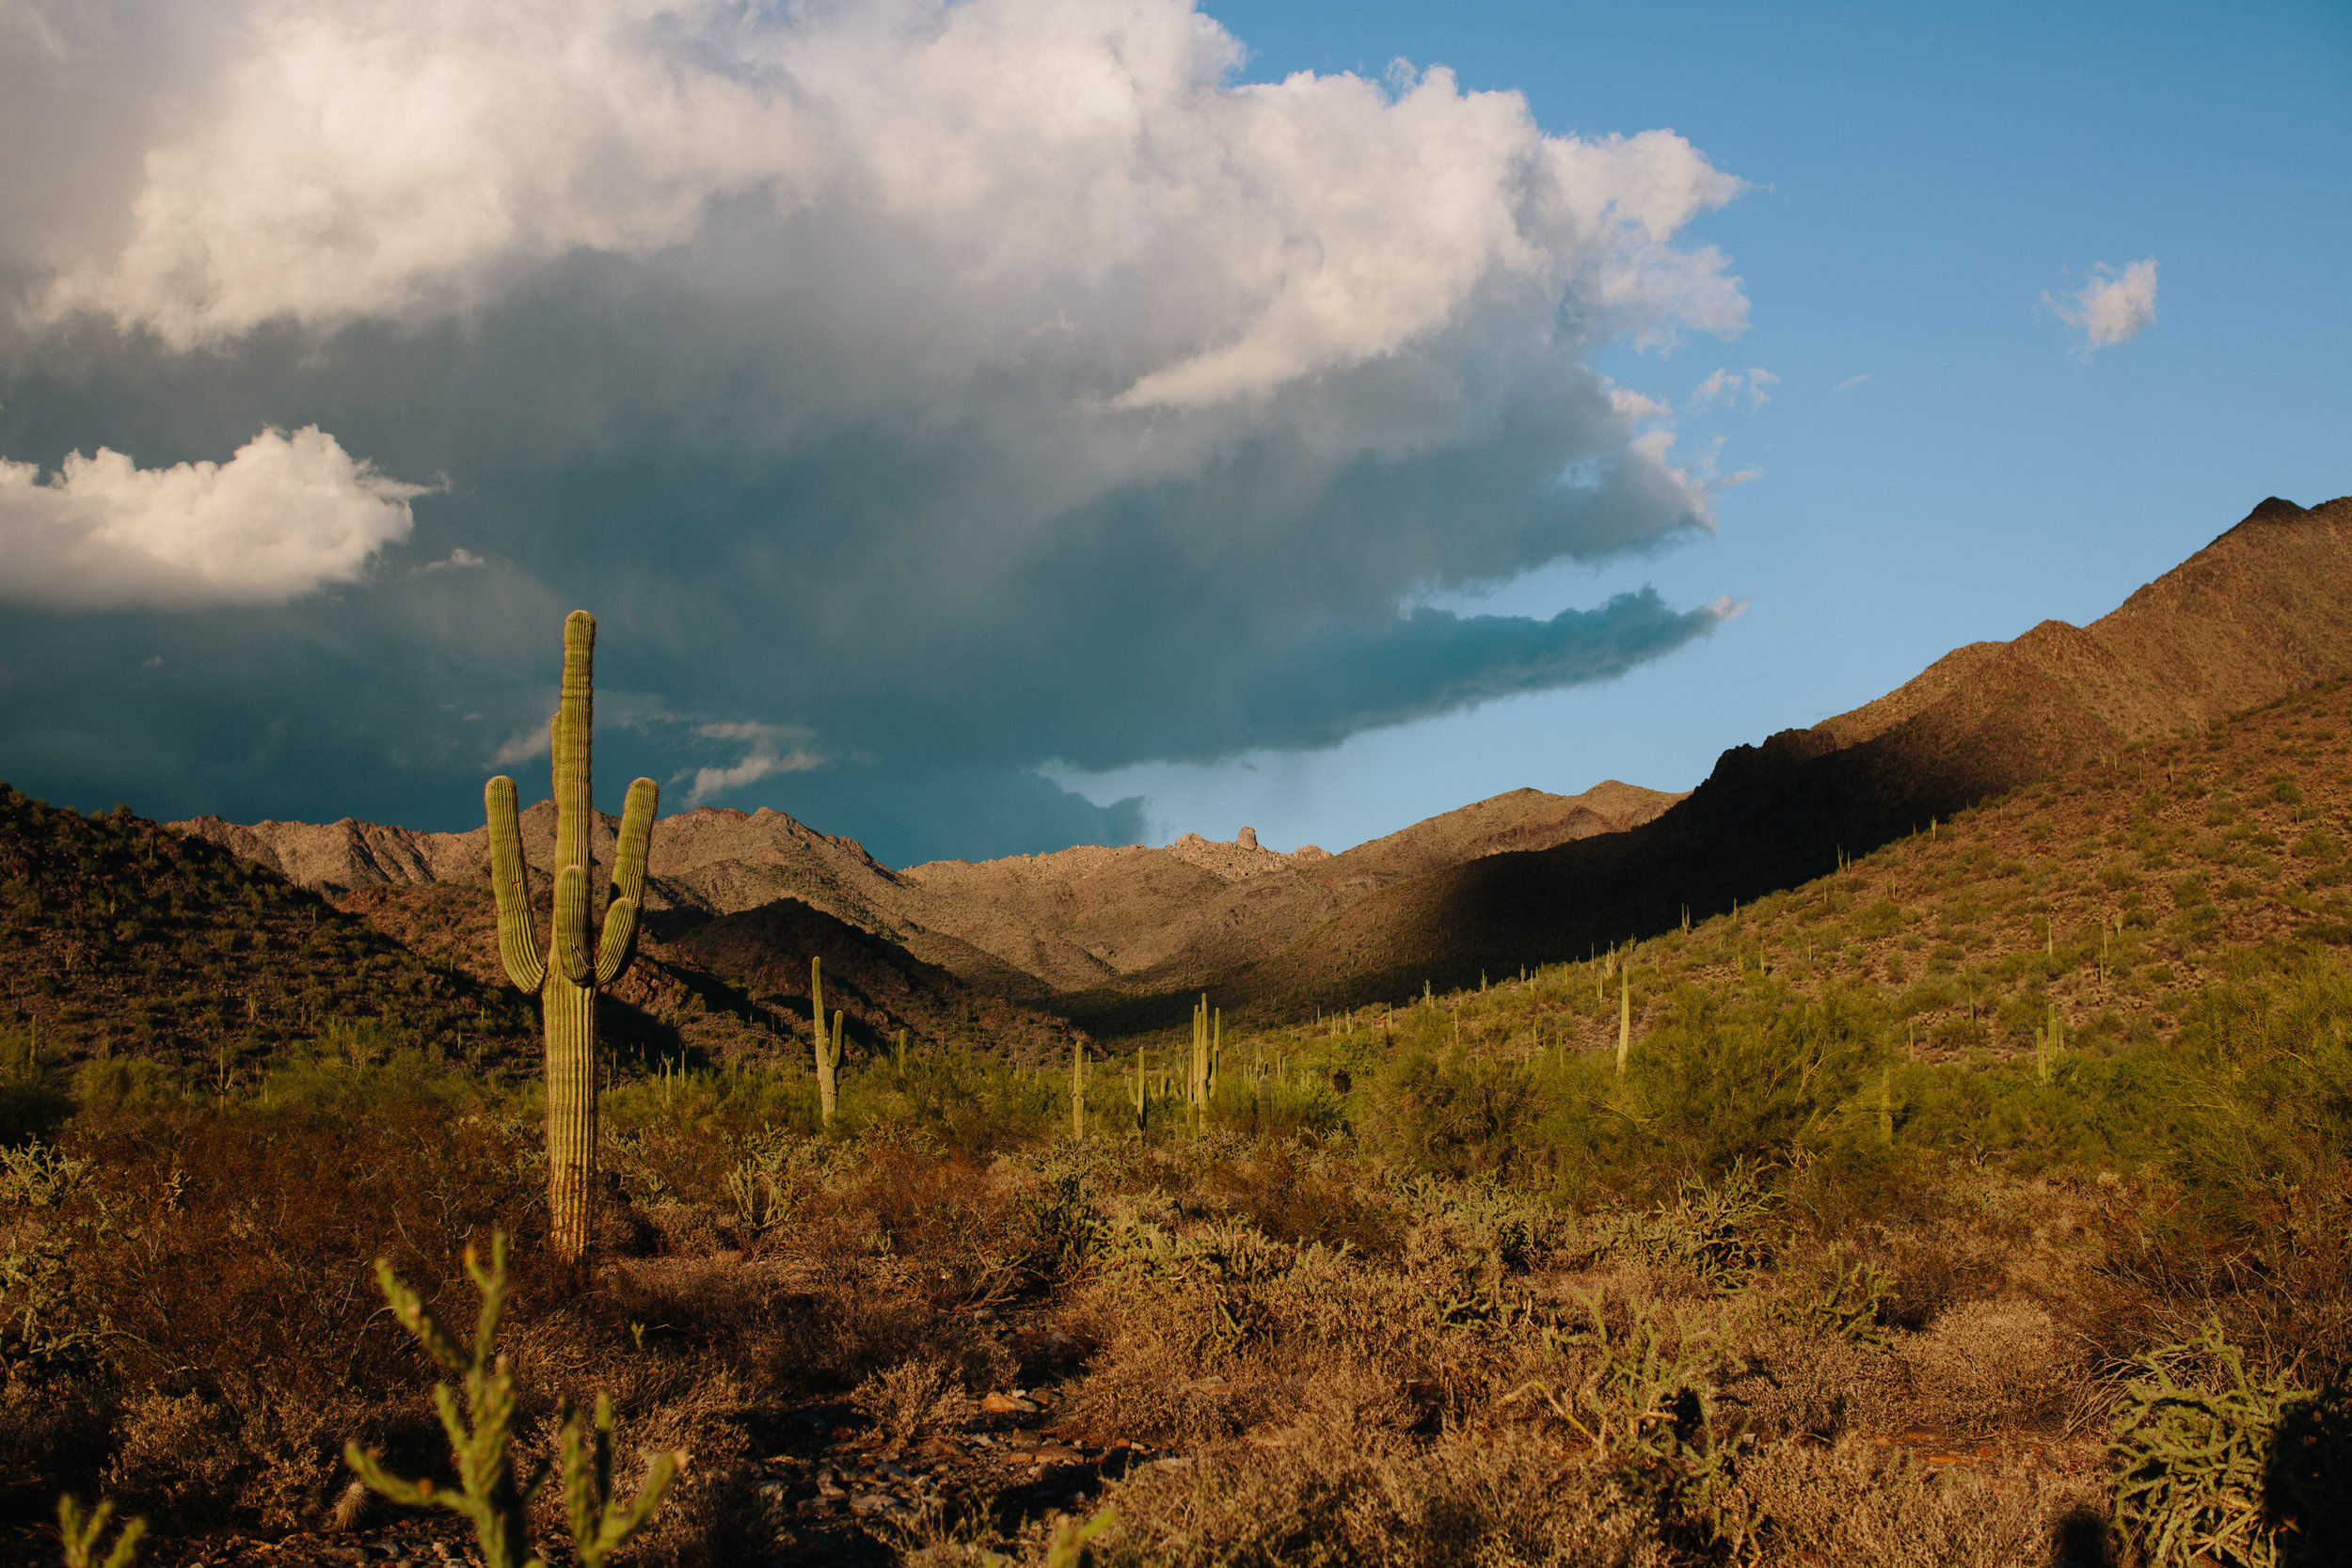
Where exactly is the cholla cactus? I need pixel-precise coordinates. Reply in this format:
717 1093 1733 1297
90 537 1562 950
343 1234 676 1568
485 610 658 1264
56 1496 143 1568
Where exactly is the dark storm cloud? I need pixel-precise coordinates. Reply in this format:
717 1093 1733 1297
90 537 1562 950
0 0 1750 861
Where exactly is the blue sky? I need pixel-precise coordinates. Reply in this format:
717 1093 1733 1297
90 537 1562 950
1057 0 2352 849
0 0 2344 863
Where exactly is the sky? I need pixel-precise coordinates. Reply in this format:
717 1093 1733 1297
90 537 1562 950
1 0 2346 866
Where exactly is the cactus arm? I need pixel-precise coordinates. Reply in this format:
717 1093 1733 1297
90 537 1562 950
485 777 546 994
594 898 637 988
57 1496 147 1568
554 867 593 985
554 611 596 885
561 1393 679 1568
595 778 657 986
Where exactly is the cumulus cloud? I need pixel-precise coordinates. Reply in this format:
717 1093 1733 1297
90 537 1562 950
0 425 422 608
1690 367 1777 411
2051 259 2157 355
32 0 1746 394
0 0 1757 858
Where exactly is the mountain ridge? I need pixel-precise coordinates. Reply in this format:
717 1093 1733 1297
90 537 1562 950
174 780 1684 1003
1189 493 2352 1019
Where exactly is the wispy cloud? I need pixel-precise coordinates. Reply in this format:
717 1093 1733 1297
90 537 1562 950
1835 373 1870 391
2049 259 2157 356
679 721 822 806
1691 367 1779 411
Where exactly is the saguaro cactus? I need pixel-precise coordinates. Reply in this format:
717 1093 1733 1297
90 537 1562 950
809 956 843 1128
1069 1034 1087 1141
1616 967 1632 1076
1188 994 1219 1127
485 610 658 1265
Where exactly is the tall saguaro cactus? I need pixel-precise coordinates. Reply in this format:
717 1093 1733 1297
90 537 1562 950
485 610 658 1265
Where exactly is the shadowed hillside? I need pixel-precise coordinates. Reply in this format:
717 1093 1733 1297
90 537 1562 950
1157 495 2352 1022
342 882 1085 1069
0 785 545 1077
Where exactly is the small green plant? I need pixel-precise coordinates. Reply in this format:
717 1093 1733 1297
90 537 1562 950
984 1502 1118 1568
56 1495 143 1568
342 1233 678 1568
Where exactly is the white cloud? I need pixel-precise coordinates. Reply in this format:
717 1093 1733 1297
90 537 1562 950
420 547 483 571
0 424 423 608
1690 366 1777 410
27 0 1744 413
680 721 823 805
1835 373 1869 391
2051 259 2157 355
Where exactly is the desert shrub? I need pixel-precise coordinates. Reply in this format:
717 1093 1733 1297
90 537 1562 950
852 1354 977 1443
1628 984 1892 1170
1737 1440 2099 1568
1897 1299 2068 1436
1371 1046 1550 1180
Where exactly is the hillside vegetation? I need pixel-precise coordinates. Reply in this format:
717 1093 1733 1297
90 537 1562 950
0 786 540 1127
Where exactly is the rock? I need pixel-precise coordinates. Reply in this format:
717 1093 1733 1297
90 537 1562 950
980 1390 1039 1414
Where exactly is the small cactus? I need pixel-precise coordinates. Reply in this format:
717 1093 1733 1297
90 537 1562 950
485 610 657 1264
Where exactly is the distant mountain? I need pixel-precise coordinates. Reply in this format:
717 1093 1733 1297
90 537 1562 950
175 780 1682 1003
341 882 1083 1069
0 777 1077 1086
1208 494 2352 1014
